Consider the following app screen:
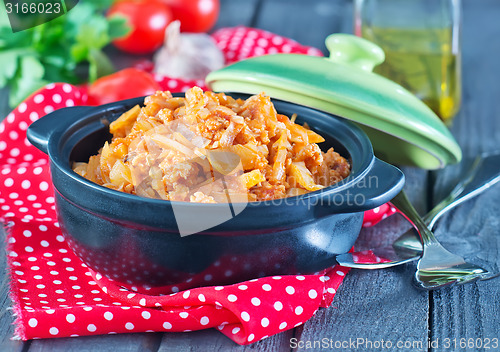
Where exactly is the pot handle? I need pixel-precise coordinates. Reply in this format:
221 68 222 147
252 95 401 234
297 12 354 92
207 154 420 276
319 158 405 214
27 106 95 154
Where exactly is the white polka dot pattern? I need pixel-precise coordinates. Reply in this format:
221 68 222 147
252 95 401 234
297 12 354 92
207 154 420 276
211 26 323 65
0 30 394 346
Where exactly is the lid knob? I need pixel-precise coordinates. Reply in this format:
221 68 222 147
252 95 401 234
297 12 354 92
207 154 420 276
325 34 385 72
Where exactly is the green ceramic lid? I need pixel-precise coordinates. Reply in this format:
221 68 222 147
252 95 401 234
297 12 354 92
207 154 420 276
205 33 462 169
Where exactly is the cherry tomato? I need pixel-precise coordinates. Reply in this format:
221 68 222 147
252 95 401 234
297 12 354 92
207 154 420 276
161 0 219 33
87 68 161 105
108 0 173 54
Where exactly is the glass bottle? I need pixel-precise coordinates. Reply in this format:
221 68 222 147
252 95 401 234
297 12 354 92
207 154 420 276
354 0 462 124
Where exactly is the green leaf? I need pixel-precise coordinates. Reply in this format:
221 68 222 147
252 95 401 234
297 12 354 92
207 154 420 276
107 15 131 40
9 55 46 107
0 1 11 28
0 48 35 87
75 17 110 50
32 19 65 52
87 49 114 83
43 54 71 69
0 27 13 47
19 56 44 83
0 27 32 48
79 0 114 12
43 62 78 84
1 0 122 105
0 51 21 87
70 43 89 63
64 3 96 36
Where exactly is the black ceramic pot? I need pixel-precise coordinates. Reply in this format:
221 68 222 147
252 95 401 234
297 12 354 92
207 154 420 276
27 94 404 294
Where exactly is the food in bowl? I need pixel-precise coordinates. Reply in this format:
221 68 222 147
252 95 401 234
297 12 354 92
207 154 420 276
27 90 404 291
73 87 350 202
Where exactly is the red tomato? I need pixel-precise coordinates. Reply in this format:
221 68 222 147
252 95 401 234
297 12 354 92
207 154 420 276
161 0 219 33
108 0 173 54
87 68 161 105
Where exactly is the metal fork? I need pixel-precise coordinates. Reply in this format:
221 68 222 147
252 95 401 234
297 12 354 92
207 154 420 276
339 153 500 270
391 191 489 290
394 152 500 253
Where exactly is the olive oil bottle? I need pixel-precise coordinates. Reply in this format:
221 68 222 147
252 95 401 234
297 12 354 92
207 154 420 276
362 27 461 123
355 0 462 124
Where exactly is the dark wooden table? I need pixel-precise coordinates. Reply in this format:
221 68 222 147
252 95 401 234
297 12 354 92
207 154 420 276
2 0 500 351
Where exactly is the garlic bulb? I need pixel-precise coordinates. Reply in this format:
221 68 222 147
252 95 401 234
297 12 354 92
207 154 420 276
153 21 225 80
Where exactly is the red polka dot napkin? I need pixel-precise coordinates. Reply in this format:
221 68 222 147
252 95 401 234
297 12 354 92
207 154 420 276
0 27 396 344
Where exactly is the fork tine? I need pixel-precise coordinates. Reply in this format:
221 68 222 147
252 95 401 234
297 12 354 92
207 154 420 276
457 274 484 285
413 275 458 290
414 266 489 290
392 191 490 291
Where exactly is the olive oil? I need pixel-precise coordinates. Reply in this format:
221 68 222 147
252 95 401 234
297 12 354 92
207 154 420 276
362 27 461 123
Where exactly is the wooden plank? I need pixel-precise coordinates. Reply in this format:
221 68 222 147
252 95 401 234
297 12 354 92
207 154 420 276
157 329 293 352
7 1 500 352
28 333 162 352
430 1 500 350
287 0 431 349
294 167 430 352
212 0 261 30
254 0 348 54
0 227 26 352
